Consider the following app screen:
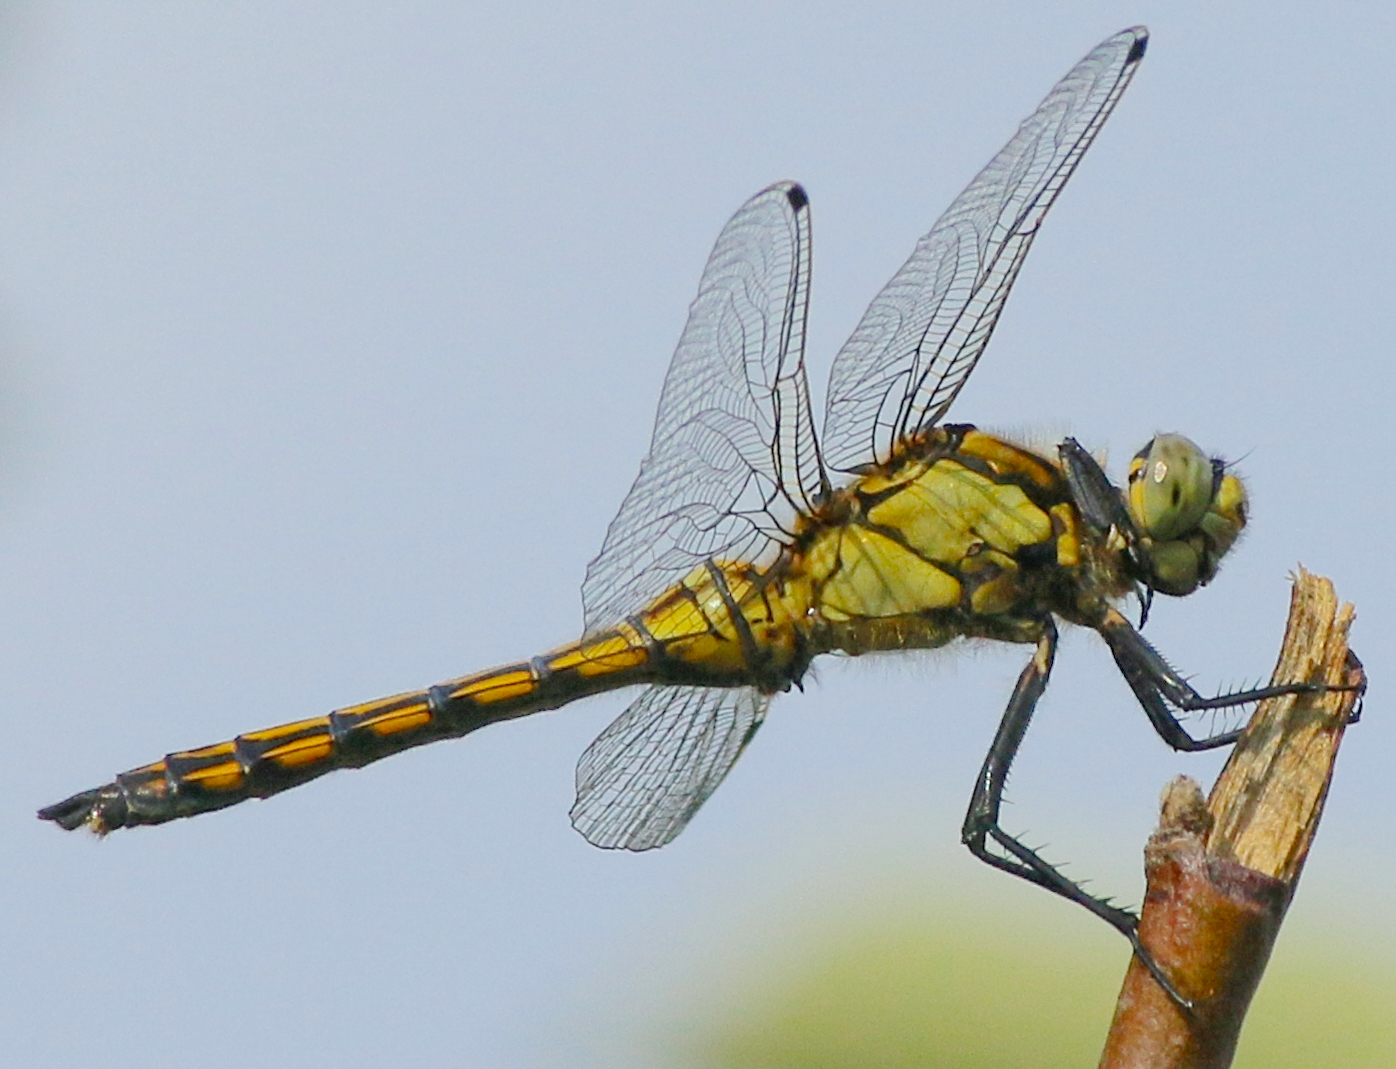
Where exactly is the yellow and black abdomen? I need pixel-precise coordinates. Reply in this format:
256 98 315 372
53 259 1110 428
37 635 651 834
801 426 1083 649
39 557 810 834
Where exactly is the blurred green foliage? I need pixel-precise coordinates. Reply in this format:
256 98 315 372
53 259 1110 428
669 893 1396 1069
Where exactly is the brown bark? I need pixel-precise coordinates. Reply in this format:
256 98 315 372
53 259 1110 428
1097 568 1363 1069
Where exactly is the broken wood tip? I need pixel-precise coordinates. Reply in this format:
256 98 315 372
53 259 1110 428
1097 569 1364 1069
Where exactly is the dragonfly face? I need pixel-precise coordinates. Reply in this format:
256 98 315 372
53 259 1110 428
42 24 1347 1009
1126 434 1247 596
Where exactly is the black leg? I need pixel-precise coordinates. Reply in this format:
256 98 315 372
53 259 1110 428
1095 609 1354 752
961 617 1198 1010
1058 439 1150 588
1059 438 1139 548
961 619 1131 919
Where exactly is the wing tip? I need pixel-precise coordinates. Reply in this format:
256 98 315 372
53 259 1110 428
568 801 673 852
786 183 809 212
1124 27 1148 63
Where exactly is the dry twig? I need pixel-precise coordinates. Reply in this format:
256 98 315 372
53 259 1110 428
1097 567 1363 1069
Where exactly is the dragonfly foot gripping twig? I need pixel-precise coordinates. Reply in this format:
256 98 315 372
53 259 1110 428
1097 567 1364 1069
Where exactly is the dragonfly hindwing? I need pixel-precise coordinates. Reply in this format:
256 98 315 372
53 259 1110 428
581 182 822 637
571 684 770 850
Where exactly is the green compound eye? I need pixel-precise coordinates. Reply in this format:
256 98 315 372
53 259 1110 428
1127 434 1214 541
1125 434 1248 596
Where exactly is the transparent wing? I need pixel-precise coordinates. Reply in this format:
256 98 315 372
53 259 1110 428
582 183 824 635
570 684 769 850
821 27 1148 471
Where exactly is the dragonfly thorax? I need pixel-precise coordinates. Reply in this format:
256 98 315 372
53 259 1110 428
1126 434 1247 597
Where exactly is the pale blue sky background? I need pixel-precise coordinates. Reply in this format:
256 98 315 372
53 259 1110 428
1 3 1392 1067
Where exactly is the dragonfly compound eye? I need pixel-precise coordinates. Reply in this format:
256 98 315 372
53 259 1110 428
1128 434 1248 595
1128 434 1214 541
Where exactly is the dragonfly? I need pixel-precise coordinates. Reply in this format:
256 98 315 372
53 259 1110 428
40 26 1337 1003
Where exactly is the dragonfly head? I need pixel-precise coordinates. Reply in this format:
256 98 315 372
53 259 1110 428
1126 434 1246 597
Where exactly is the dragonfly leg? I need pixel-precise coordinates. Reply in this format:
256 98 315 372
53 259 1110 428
960 616 1196 1011
1095 609 1364 752
1058 438 1140 549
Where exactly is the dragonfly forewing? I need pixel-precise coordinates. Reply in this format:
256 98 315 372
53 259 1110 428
820 26 1147 472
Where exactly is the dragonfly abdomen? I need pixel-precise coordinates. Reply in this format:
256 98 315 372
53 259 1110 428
37 628 673 834
40 559 809 835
